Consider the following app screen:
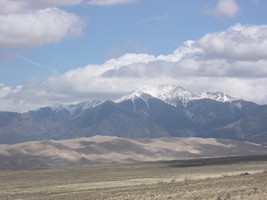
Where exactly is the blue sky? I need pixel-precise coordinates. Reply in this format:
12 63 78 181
0 0 267 111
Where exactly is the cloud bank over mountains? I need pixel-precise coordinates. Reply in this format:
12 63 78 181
1 23 267 112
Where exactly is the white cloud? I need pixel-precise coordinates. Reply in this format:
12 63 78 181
196 24 267 61
207 0 240 18
0 0 27 14
0 0 84 47
1 24 267 112
88 0 138 6
0 0 83 14
0 84 21 98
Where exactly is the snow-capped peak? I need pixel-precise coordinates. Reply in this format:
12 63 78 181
116 85 238 107
115 89 153 112
138 85 198 107
115 89 153 103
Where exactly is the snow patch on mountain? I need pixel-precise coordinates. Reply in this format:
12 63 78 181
198 92 237 103
51 100 104 115
116 85 238 107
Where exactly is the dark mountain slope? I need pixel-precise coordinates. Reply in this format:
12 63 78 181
0 86 267 145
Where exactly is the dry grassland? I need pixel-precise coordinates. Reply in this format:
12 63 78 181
0 157 267 200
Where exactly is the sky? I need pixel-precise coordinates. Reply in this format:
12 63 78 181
0 0 267 112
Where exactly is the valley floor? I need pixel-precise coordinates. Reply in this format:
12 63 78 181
1 157 267 200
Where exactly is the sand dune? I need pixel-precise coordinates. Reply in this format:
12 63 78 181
1 135 267 170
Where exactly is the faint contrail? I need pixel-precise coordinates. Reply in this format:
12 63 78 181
16 55 58 75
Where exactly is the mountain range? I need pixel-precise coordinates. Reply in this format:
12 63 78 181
0 85 267 145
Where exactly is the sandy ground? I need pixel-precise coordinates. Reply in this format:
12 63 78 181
0 158 267 200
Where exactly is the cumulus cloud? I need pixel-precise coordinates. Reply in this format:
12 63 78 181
207 0 240 18
1 24 267 112
88 0 138 6
0 0 84 47
197 24 267 61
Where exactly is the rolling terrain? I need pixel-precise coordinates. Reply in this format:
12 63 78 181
0 135 267 170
